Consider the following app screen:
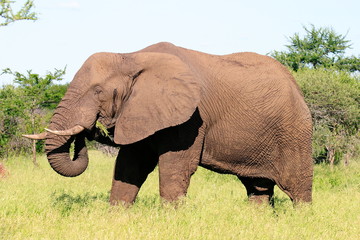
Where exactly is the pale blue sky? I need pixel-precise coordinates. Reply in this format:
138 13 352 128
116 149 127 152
1 0 359 85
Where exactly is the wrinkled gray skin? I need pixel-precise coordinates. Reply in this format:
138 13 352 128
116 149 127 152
42 42 313 206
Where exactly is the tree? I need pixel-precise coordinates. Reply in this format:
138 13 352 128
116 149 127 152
294 68 360 166
0 1 70 163
0 69 67 163
270 25 360 72
0 0 37 26
0 85 24 157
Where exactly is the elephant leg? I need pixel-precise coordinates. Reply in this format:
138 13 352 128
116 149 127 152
276 173 313 204
155 109 205 202
158 150 200 202
239 177 275 205
157 130 205 202
275 147 313 204
110 141 158 206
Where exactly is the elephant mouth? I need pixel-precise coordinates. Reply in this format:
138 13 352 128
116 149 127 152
97 115 117 129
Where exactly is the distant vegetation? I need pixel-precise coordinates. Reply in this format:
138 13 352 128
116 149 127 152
0 69 67 157
270 25 360 72
295 69 359 165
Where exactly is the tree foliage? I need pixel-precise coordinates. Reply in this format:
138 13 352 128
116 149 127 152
3 68 67 109
0 0 37 26
270 25 360 72
294 69 360 164
0 69 67 157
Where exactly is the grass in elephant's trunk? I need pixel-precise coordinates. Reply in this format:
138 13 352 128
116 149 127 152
45 132 89 177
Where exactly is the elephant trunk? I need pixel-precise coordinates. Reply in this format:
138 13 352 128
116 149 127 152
44 83 100 177
45 130 88 177
45 103 90 177
45 132 88 177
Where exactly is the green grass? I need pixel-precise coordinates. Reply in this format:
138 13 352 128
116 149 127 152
1 150 359 240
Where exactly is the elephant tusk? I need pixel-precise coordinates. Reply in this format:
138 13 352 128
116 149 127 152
45 125 85 136
22 132 47 140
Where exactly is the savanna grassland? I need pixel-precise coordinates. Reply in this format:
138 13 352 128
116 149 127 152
1 150 359 240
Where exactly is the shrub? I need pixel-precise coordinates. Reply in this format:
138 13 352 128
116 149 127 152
0 68 67 158
294 68 360 164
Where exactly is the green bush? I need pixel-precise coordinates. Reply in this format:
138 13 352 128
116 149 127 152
0 68 67 157
0 84 59 157
294 68 360 163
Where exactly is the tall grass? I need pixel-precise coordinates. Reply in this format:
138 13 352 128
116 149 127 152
1 150 359 239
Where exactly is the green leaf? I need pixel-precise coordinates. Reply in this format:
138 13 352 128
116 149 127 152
269 24 358 72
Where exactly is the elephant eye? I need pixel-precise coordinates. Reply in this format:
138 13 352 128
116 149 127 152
94 86 107 102
94 86 103 95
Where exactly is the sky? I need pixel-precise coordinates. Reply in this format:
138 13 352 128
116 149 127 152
1 0 360 85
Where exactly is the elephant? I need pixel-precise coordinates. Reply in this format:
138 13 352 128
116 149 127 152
24 42 313 206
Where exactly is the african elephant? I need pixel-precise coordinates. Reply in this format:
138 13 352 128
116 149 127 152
25 42 313 205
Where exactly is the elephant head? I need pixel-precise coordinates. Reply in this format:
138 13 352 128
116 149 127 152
25 51 202 177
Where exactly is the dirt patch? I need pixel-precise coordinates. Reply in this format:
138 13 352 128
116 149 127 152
0 163 9 178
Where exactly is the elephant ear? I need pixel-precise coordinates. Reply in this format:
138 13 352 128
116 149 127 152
114 52 202 145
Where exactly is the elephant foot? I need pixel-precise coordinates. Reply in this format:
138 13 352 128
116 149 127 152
239 177 275 206
286 187 312 205
276 176 313 205
158 161 193 203
160 186 187 203
160 195 187 209
109 180 140 206
248 193 273 206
